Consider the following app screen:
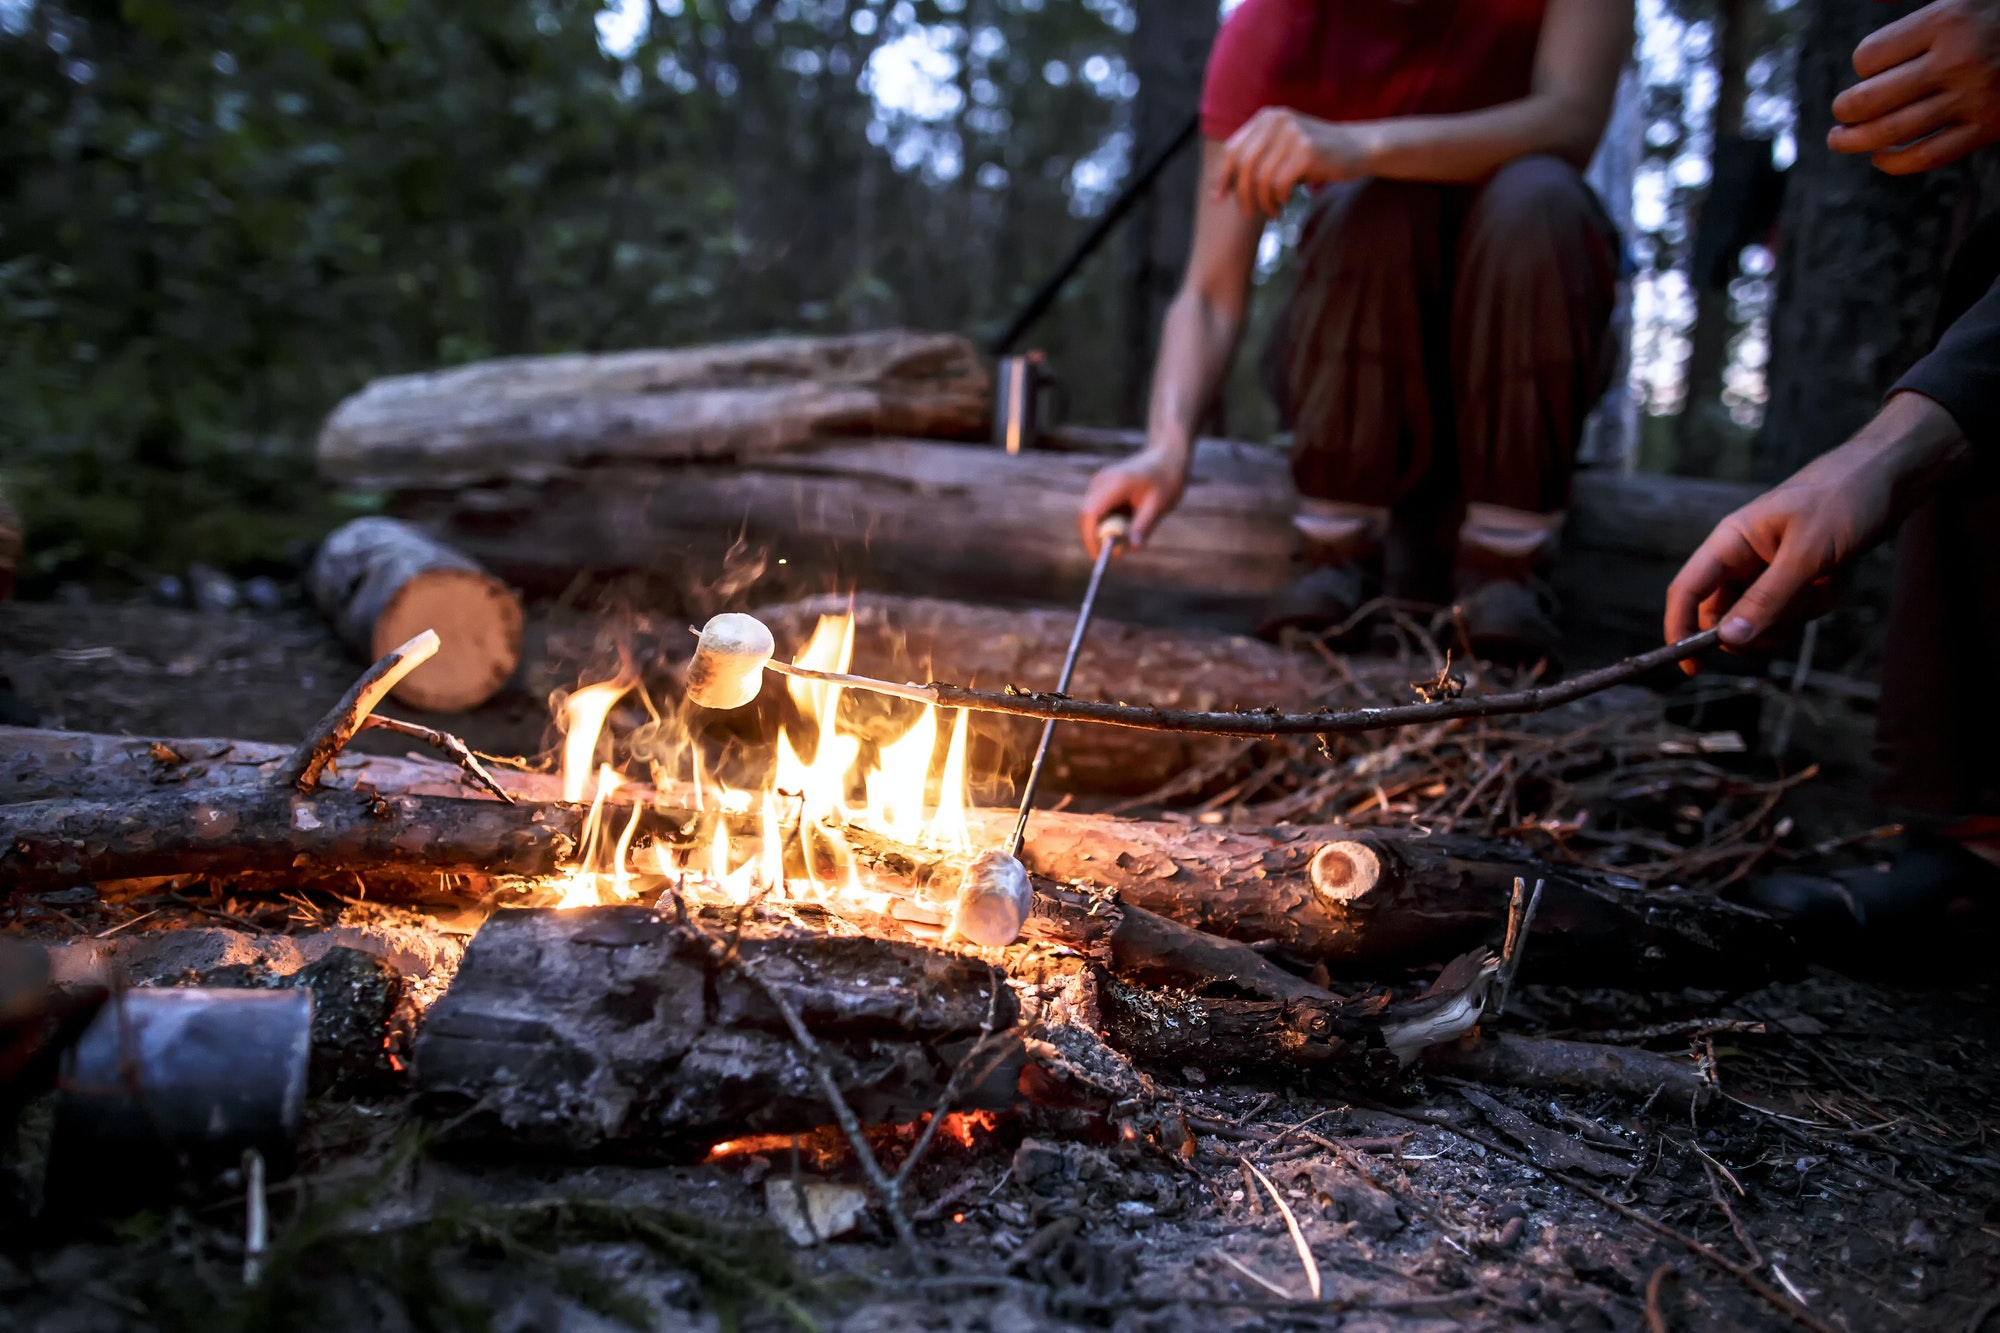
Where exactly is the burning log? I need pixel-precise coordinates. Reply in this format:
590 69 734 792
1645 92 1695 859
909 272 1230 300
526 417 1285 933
412 906 1022 1154
306 519 523 713
0 752 1789 989
318 330 992 490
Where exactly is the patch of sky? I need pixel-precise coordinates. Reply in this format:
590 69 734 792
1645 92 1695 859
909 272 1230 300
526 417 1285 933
596 0 648 58
1069 128 1130 218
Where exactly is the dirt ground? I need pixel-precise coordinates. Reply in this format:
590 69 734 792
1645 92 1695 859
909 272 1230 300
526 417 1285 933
3 595 1998 1332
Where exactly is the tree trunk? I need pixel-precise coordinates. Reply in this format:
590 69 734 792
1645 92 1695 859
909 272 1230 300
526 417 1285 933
307 519 523 713
317 330 992 490
413 907 1023 1154
1676 0 1755 478
1759 0 1981 480
1121 0 1216 425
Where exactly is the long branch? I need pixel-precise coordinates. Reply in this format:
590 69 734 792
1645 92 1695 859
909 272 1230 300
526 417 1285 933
921 629 1722 738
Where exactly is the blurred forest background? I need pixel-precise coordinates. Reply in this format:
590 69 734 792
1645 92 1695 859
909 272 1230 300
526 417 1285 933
0 0 1992 597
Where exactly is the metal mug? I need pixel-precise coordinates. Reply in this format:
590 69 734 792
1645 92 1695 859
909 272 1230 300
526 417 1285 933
992 351 1067 454
45 987 313 1212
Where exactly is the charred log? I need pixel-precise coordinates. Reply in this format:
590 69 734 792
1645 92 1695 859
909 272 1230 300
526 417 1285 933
412 906 1021 1154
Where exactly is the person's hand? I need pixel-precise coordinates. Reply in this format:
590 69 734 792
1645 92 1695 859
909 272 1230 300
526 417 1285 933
1078 450 1187 558
1830 0 2000 173
1664 392 1970 670
1217 109 1376 218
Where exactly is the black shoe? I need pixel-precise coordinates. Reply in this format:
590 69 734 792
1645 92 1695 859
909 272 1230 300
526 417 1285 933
1736 833 2000 976
1256 561 1375 642
1456 578 1562 668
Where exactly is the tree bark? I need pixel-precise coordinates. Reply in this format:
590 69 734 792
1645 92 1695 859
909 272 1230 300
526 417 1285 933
0 764 1790 988
396 434 1781 637
1760 0 1983 481
1121 0 1216 425
307 519 522 713
1675 0 1755 478
998 812 1796 989
318 330 992 490
413 906 1023 1154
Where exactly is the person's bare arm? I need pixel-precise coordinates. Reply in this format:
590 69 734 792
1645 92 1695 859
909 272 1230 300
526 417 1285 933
1216 0 1631 216
1663 392 1973 670
1828 0 2000 175
1078 142 1262 556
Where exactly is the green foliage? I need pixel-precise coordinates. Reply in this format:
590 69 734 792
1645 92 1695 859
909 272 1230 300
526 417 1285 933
0 0 1148 591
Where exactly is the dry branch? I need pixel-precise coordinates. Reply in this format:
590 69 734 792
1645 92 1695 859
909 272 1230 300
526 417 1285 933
915 628 1722 738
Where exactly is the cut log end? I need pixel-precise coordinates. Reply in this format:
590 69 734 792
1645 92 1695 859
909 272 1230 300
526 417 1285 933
1310 840 1382 904
308 517 523 713
374 570 523 712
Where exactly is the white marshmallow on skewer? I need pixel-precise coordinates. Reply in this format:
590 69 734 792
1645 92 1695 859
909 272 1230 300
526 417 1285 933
949 849 1034 947
686 613 776 710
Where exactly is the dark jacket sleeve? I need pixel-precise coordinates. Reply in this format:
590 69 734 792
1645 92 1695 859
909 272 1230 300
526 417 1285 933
1893 275 2000 449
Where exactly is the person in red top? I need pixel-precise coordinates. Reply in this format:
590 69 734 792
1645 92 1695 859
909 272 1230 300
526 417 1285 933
1079 0 1634 659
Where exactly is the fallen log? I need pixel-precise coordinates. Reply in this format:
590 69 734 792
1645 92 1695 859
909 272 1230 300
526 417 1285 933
393 437 1298 628
307 519 522 713
988 810 1796 989
319 330 991 491
747 592 1329 796
390 426 1768 634
412 906 1022 1154
0 750 1790 988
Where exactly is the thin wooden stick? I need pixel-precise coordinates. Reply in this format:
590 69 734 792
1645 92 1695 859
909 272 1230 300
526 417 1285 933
923 629 1723 738
738 629 1720 740
361 714 516 804
282 629 440 790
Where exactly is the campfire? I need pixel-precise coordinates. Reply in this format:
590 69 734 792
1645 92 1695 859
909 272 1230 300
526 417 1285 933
551 610 980 925
2 582 1853 1328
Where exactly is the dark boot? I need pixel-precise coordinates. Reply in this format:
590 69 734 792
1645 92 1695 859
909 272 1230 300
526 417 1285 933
1736 833 2000 978
1454 502 1564 667
1257 501 1386 642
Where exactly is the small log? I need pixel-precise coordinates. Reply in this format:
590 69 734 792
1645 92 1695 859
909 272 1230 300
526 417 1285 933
307 520 522 713
995 811 1796 989
0 786 583 892
413 906 1021 1154
318 330 991 490
748 592 1329 797
1423 1030 1712 1107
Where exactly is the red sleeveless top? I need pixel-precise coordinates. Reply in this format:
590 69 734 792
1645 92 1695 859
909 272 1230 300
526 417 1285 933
1200 0 1549 140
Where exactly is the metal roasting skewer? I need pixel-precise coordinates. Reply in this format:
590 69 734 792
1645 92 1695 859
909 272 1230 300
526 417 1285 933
1006 512 1129 857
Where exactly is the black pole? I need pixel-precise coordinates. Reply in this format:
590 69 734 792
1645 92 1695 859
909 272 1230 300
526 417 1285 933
986 110 1202 356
